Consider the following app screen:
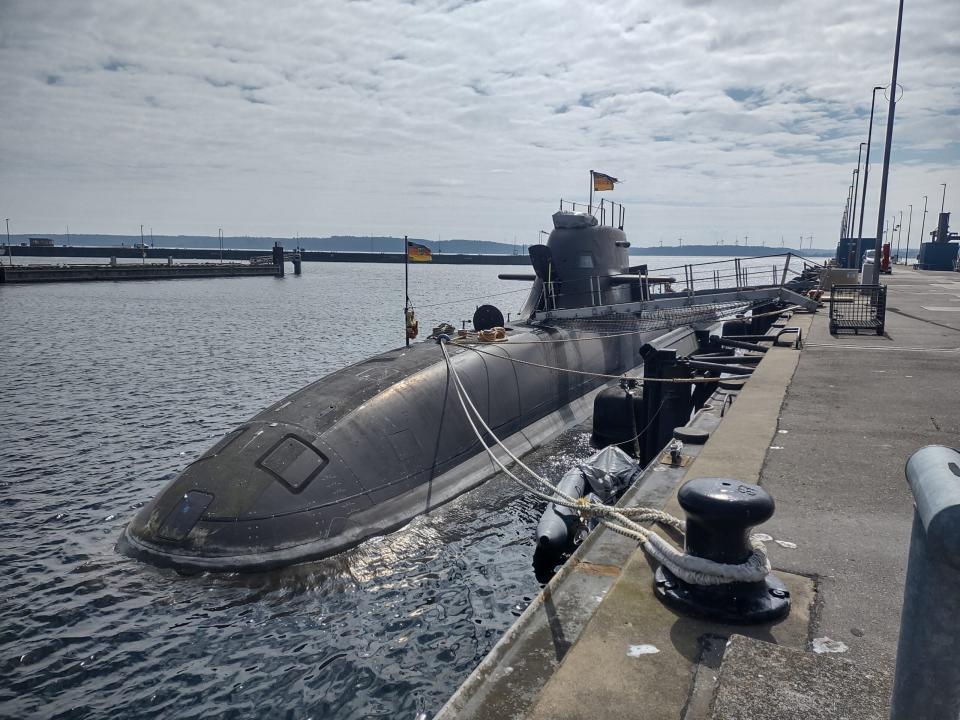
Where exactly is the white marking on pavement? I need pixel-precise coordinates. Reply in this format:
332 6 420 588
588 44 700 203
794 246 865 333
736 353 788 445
812 637 849 654
627 644 660 657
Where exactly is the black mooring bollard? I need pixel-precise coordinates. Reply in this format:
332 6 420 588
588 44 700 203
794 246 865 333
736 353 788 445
654 477 790 623
640 346 694 464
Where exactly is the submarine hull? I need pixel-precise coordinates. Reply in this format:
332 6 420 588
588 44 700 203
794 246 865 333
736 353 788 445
118 323 705 573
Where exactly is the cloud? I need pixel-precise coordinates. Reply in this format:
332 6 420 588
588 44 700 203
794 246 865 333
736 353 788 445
0 0 957 246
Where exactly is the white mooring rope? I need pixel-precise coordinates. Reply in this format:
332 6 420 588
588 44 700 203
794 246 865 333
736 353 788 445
438 340 771 586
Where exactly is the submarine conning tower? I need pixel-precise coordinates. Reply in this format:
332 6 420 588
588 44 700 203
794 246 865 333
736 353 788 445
533 203 633 311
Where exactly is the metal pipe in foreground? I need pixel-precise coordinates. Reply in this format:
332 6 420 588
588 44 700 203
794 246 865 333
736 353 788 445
684 359 756 376
890 445 960 720
710 335 769 354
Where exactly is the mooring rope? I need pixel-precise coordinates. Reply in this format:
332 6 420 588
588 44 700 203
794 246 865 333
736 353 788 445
448 342 753 384
413 286 530 309
438 340 771 585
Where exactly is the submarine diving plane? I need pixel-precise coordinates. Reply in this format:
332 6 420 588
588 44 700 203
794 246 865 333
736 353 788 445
118 202 783 572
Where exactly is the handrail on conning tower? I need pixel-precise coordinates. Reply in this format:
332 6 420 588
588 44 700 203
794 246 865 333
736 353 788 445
533 252 821 318
557 198 626 230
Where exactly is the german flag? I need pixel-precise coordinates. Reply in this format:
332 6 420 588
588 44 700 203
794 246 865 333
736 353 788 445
592 171 619 192
407 240 432 262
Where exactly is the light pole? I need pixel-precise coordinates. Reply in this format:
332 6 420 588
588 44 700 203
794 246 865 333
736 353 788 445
847 176 857 237
904 204 913 265
858 86 886 264
919 195 929 247
940 183 948 215
852 143 866 235
219 227 223 263
869 0 905 286
5 218 11 267
140 224 145 264
849 179 856 236
843 185 853 238
894 210 903 261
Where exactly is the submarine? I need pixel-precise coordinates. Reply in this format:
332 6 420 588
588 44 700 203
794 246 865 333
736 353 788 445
118 203 730 573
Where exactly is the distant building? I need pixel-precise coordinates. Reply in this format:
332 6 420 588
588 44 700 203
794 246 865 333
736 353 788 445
29 237 53 247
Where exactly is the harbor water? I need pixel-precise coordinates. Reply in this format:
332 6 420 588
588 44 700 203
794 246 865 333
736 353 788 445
0 256 795 718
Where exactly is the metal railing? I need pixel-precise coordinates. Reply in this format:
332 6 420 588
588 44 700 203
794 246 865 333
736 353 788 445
891 446 960 719
538 253 815 314
558 198 625 229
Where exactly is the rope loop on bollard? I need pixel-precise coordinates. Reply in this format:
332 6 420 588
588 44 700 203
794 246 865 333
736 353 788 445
438 341 771 586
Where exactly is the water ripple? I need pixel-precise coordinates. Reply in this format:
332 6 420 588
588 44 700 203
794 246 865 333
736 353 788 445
0 264 581 718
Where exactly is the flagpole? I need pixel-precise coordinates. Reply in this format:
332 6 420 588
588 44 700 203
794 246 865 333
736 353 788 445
404 235 410 347
589 170 594 214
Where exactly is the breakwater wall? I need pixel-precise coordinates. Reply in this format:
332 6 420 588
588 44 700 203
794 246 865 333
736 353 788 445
0 262 282 284
6 246 532 265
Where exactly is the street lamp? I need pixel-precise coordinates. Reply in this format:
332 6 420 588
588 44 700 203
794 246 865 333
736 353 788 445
5 218 11 267
851 143 866 235
857 85 886 261
844 184 854 238
904 204 913 265
219 227 223 263
919 195 929 247
895 210 903 261
869 0 906 286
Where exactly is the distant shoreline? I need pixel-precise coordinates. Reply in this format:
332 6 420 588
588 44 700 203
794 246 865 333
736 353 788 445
3 233 836 257
3 245 836 263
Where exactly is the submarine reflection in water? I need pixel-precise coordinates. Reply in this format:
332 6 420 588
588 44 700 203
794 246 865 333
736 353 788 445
117 208 712 572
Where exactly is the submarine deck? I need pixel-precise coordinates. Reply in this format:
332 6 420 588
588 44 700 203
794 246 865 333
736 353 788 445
435 266 960 719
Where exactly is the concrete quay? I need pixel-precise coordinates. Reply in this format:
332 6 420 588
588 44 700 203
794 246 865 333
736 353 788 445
437 266 960 719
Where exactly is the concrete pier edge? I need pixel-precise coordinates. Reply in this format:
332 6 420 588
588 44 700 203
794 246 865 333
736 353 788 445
438 267 960 719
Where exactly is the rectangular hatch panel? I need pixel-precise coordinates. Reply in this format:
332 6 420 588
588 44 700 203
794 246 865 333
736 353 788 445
157 491 215 542
258 435 329 493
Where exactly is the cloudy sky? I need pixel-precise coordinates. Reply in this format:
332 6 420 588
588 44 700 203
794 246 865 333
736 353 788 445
1 0 958 248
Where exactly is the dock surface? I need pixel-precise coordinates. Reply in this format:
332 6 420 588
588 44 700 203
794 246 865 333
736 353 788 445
437 266 960 719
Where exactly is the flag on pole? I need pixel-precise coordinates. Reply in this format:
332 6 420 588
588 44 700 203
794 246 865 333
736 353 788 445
407 240 432 262
592 171 619 192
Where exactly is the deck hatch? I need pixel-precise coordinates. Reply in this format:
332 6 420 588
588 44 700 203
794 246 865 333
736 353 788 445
258 435 328 493
157 491 214 542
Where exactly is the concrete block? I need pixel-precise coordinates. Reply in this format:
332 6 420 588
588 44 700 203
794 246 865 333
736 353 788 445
711 634 892 720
